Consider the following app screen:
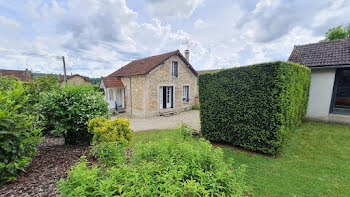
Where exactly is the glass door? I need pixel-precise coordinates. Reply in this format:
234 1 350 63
331 68 350 114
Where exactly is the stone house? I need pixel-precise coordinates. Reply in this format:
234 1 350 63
59 74 91 87
0 69 32 81
100 50 198 117
288 38 350 123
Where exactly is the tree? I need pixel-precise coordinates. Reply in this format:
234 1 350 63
323 25 350 42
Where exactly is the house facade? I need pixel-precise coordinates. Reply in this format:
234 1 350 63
289 38 350 122
100 50 198 117
60 74 91 87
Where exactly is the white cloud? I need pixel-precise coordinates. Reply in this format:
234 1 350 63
0 0 350 77
144 0 204 18
194 19 210 29
0 16 20 32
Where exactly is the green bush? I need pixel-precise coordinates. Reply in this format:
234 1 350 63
37 85 109 145
88 117 133 145
199 61 310 154
91 142 126 167
24 75 60 134
0 77 42 182
58 137 249 196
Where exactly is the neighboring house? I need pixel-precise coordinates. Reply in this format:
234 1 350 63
0 69 32 81
100 50 198 117
60 74 91 87
288 38 350 122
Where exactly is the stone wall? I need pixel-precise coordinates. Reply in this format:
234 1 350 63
145 55 197 116
60 76 91 87
121 75 146 116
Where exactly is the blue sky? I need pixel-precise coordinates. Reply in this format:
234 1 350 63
0 0 349 77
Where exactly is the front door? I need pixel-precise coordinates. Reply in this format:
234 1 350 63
159 86 173 109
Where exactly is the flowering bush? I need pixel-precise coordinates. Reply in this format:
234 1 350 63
37 85 109 145
88 117 133 145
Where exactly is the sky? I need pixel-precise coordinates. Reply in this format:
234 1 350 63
0 0 349 77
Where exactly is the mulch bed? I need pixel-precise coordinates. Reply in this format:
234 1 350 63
0 137 91 197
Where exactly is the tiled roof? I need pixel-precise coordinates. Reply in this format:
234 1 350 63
60 74 90 83
288 38 350 68
108 50 198 77
0 69 32 81
101 77 125 88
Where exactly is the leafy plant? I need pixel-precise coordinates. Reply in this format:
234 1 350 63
0 77 42 182
58 137 249 196
91 142 126 167
192 104 199 110
88 117 133 145
199 61 310 154
37 85 109 145
176 122 195 139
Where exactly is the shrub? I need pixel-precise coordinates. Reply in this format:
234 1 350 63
88 117 133 145
91 142 126 167
58 137 249 196
0 77 42 182
199 61 310 154
192 104 199 110
37 85 109 145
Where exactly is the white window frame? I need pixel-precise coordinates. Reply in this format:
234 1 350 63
183 85 189 102
172 61 178 78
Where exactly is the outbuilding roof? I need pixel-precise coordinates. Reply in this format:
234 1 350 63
108 50 198 77
0 69 32 81
288 38 350 68
101 77 125 88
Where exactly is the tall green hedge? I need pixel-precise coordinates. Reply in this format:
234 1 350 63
199 61 310 154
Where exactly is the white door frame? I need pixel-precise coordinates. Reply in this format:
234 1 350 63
159 85 174 110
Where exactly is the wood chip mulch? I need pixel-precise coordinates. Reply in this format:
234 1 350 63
0 137 91 197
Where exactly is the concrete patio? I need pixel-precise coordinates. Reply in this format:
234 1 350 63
113 110 200 132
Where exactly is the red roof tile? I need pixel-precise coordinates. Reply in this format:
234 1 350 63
0 69 32 81
102 77 125 88
108 50 198 77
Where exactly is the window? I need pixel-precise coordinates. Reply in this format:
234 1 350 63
108 89 114 100
183 86 189 102
172 61 178 78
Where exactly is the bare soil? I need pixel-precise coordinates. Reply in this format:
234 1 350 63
0 137 90 197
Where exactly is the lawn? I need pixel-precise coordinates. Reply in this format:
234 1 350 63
132 121 350 197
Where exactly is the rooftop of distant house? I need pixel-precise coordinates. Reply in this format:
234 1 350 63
0 69 32 81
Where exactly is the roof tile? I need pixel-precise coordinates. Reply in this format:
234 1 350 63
288 38 350 67
0 69 32 81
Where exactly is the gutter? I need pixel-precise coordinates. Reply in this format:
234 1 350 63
309 65 350 70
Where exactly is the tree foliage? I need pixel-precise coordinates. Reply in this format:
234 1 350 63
323 24 350 42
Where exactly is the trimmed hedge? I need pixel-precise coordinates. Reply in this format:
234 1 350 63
199 61 310 154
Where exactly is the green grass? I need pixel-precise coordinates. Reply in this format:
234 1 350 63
132 121 350 196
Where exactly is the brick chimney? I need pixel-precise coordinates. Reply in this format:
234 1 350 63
184 49 189 62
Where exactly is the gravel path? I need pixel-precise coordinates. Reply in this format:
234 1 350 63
115 110 201 131
0 137 90 197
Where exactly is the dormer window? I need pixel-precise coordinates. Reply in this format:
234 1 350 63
172 61 178 78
